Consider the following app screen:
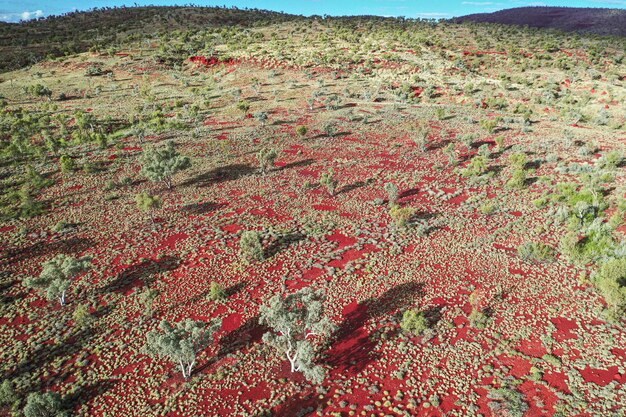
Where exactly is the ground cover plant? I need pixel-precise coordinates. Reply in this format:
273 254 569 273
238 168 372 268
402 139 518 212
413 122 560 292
0 6 626 417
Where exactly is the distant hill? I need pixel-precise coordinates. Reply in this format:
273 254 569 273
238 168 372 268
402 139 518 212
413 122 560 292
0 6 301 72
453 7 626 37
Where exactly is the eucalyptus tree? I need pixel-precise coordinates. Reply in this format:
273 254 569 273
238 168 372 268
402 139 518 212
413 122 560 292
145 318 222 379
259 287 335 384
24 254 91 306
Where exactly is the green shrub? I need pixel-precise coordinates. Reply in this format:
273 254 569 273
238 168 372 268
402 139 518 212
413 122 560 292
507 169 527 189
384 182 399 205
23 392 63 417
73 304 94 327
461 155 488 178
390 205 416 228
236 100 250 113
59 154 76 173
25 84 52 99
479 203 495 215
542 354 562 367
0 380 17 406
401 310 427 335
560 228 614 264
518 242 555 263
240 231 264 262
296 125 308 137
480 118 500 133
509 152 528 170
209 281 226 301
593 257 626 314
487 387 528 417
320 168 338 196
469 309 489 329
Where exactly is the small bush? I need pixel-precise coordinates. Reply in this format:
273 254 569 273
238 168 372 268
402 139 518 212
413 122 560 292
320 168 338 196
390 205 416 228
59 154 76 173
401 310 427 335
507 169 527 189
479 203 495 214
593 257 626 314
209 281 226 301
384 182 399 205
240 231 264 262
518 242 555 263
296 125 308 137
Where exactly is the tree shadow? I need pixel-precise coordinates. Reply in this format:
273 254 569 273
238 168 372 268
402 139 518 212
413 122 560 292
525 160 543 170
265 232 307 259
311 131 351 140
64 379 119 411
271 119 292 126
336 179 371 195
399 187 420 199
103 255 180 294
471 140 492 149
412 211 437 222
327 302 376 374
278 158 315 171
423 305 445 327
328 282 425 374
180 164 256 187
93 303 115 319
428 138 452 151
225 281 247 298
0 272 22 305
271 393 323 417
486 164 505 176
181 201 225 215
524 176 539 187
217 316 266 358
366 282 425 319
2 237 95 267
3 327 96 388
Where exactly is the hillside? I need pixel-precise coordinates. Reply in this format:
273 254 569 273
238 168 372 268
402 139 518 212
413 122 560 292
453 6 626 37
0 6 302 72
0 6 626 417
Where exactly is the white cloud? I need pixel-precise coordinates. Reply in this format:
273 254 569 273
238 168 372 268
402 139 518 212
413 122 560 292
0 9 44 23
416 12 451 18
21 10 44 20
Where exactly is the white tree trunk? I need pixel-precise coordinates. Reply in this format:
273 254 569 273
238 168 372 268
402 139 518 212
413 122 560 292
179 359 188 379
284 327 299 372
60 291 66 306
186 359 195 378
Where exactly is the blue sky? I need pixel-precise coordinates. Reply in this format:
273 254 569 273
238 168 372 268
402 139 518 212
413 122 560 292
1 0 625 22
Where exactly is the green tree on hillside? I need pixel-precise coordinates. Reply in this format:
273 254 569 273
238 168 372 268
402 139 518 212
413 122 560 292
24 254 91 306
140 140 191 189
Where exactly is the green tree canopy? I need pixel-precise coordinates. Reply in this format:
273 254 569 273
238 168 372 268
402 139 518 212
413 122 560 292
140 140 191 189
23 391 63 417
145 318 221 379
259 287 335 384
24 254 91 306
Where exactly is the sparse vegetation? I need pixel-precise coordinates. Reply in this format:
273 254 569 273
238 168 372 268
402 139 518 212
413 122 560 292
0 5 625 416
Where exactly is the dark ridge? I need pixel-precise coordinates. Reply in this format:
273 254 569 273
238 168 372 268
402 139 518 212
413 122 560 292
452 6 626 37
